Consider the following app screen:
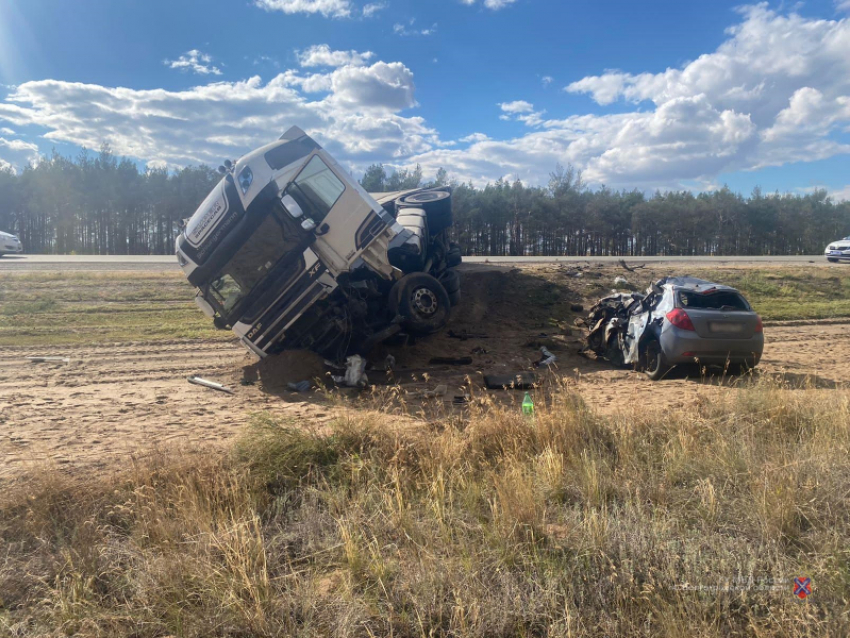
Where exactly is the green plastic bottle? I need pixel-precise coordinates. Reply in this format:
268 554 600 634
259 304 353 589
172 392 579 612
522 392 534 416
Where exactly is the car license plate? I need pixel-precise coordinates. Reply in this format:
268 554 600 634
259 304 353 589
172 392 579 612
709 322 744 333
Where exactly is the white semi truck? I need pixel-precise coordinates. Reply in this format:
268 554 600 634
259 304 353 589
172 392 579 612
176 126 461 359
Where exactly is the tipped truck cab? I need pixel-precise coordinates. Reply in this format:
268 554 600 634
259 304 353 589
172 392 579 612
176 126 461 359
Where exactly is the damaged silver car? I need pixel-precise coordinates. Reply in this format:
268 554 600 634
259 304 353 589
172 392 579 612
581 277 764 380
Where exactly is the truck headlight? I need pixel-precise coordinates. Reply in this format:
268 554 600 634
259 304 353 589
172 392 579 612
238 166 253 194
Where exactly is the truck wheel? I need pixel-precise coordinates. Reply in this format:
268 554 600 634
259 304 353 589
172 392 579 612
399 191 452 234
446 243 462 268
391 273 451 335
439 269 461 294
643 339 670 381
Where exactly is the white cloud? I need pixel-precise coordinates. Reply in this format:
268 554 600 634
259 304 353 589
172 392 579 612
1 6 849 190
499 100 534 114
297 44 374 68
830 185 850 201
393 20 437 36
837 1 850 13
362 2 387 17
461 0 517 9
542 76 554 87
165 50 222 76
0 56 430 171
460 132 491 143
0 136 38 171
254 0 352 18
0 127 14 135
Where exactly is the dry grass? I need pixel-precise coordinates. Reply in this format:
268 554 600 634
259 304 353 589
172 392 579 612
1 379 849 637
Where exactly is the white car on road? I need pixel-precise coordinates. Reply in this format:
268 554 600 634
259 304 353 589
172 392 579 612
825 237 850 262
0 231 22 256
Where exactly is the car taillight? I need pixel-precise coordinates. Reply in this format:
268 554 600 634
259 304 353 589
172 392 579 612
755 315 763 333
666 308 695 331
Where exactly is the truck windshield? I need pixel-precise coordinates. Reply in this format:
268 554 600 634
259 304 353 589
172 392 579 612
207 213 291 315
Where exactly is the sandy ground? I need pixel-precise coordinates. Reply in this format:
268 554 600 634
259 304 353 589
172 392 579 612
1 265 847 481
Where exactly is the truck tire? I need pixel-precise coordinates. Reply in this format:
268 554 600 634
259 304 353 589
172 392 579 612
448 288 461 307
391 272 451 335
446 243 462 268
440 269 460 294
399 191 452 235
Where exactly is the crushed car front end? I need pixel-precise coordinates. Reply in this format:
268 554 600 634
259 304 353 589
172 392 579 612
582 277 764 379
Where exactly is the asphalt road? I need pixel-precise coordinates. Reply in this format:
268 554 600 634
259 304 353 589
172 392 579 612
0 253 840 272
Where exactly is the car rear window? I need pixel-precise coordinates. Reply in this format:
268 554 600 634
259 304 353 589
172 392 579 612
678 290 749 311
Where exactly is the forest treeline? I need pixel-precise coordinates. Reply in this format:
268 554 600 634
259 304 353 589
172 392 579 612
1 149 849 256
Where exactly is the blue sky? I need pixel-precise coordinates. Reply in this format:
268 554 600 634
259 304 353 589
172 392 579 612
0 0 848 199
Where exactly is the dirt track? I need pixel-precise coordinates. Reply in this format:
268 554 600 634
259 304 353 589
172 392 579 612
1 265 847 481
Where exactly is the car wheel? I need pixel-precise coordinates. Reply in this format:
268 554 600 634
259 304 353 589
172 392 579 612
643 339 670 381
827 258 839 263
390 272 452 335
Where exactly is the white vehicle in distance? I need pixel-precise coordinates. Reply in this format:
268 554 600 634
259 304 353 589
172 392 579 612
824 236 850 262
0 231 23 256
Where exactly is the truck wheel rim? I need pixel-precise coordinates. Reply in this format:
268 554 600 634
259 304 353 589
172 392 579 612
412 287 438 316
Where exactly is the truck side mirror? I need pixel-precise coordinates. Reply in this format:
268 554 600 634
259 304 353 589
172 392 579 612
281 193 304 219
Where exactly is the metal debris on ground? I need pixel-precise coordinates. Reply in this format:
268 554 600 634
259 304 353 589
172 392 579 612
286 380 312 392
618 259 646 272
614 276 629 286
484 371 538 390
27 356 69 364
384 354 396 371
424 384 448 398
343 355 369 387
536 347 557 368
471 346 488 354
188 376 234 394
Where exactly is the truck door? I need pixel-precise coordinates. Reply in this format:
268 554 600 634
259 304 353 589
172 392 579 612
282 152 387 275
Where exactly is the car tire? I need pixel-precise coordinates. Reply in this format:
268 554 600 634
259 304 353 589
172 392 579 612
828 258 839 263
390 272 452 335
399 191 453 235
643 339 670 381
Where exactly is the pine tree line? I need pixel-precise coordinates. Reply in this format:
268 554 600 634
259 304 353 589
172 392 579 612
1 152 848 256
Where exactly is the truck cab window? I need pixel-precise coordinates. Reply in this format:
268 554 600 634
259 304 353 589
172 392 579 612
286 156 345 223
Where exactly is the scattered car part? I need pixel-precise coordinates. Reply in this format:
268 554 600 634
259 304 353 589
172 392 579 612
579 276 764 380
344 355 368 387
27 356 69 364
536 347 557 368
176 126 461 360
286 380 312 392
618 259 645 272
484 371 538 389
188 376 234 394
